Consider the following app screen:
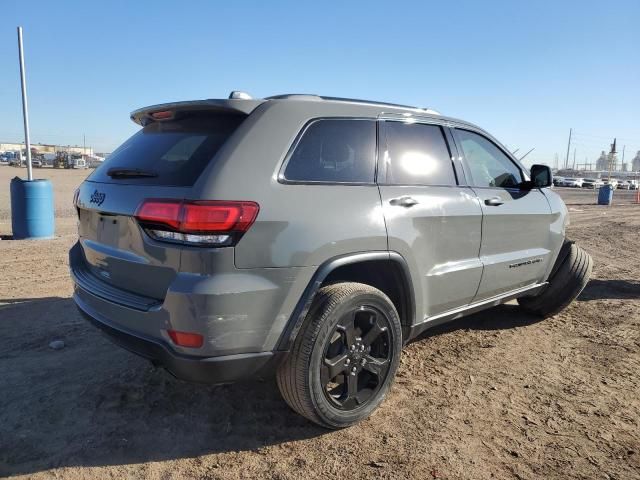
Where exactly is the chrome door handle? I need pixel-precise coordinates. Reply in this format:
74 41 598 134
390 196 419 207
484 196 504 206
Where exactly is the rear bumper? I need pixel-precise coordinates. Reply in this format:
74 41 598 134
75 296 284 384
69 241 312 357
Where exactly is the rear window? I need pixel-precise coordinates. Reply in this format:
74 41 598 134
282 119 376 183
88 113 245 186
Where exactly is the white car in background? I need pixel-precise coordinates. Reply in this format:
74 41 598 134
617 180 639 190
562 177 584 187
582 178 603 189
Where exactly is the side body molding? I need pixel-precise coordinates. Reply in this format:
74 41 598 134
275 251 416 351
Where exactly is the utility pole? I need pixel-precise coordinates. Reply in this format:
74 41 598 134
17 27 32 181
607 138 617 181
572 148 576 170
564 128 572 169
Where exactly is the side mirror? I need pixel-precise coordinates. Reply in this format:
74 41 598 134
530 164 552 188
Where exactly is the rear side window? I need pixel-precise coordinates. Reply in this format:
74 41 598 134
283 119 376 183
455 129 522 188
88 113 245 186
383 121 457 186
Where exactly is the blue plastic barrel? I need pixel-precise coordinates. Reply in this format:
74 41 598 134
597 184 614 205
10 177 55 239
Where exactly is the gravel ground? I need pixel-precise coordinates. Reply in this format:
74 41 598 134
0 166 638 479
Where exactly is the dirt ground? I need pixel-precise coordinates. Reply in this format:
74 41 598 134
1 167 638 479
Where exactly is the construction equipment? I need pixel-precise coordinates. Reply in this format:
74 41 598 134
53 151 72 169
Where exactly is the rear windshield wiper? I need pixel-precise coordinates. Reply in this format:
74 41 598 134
107 167 158 178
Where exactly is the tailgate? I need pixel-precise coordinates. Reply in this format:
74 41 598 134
76 182 190 299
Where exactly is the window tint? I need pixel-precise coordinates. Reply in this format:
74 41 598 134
89 113 245 186
383 122 456 186
456 129 522 188
283 119 376 183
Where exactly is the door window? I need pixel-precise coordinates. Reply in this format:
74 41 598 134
383 122 457 186
456 129 522 188
283 119 376 183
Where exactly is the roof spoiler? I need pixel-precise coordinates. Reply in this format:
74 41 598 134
130 99 264 126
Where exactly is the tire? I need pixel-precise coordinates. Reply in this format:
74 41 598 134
518 241 592 317
276 282 402 429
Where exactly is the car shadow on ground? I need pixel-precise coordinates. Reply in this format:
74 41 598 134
0 297 328 477
409 303 546 346
577 279 640 300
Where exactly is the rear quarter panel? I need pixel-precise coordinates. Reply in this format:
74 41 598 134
194 101 388 268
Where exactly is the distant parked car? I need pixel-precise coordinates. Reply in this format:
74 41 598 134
603 179 619 189
553 176 565 187
629 181 639 190
582 178 603 189
561 177 584 187
31 159 43 168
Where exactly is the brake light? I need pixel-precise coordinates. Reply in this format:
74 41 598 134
167 329 203 348
136 201 181 230
135 199 259 246
150 110 174 120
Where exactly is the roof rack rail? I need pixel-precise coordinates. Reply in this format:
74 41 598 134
265 94 441 114
265 94 322 101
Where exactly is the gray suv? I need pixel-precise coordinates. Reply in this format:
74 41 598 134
70 92 592 428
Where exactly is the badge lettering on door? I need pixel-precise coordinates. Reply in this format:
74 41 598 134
509 258 542 269
89 190 106 206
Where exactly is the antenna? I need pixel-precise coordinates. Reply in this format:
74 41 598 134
519 148 535 161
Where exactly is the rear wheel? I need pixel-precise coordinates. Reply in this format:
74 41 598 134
276 282 402 429
518 241 592 317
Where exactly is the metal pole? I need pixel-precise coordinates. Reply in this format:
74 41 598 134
608 138 616 181
17 27 33 181
518 147 535 161
564 128 572 169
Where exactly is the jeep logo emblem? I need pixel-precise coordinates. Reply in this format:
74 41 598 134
89 189 106 206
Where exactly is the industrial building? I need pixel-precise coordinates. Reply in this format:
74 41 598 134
0 141 93 156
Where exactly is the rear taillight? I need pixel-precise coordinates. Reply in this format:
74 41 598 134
135 199 259 247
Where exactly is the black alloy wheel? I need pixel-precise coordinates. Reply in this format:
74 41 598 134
321 305 393 410
277 282 402 429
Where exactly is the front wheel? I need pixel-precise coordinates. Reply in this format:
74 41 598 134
276 282 402 429
519 241 592 317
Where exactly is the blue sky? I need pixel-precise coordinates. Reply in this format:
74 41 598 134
1 0 638 167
